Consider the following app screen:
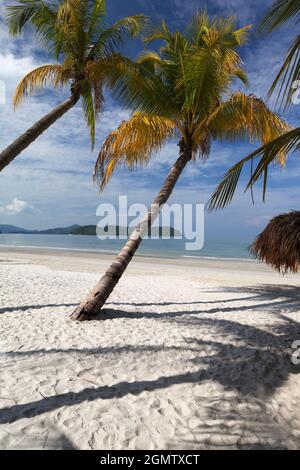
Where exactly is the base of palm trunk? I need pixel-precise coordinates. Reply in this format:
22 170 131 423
69 272 117 321
69 295 107 321
69 305 94 321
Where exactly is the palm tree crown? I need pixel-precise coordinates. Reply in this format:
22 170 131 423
93 12 289 189
6 0 146 147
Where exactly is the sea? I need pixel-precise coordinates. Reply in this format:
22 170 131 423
0 233 254 261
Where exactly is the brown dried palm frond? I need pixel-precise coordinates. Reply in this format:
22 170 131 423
250 210 300 273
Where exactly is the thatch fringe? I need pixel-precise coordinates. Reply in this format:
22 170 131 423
250 211 300 274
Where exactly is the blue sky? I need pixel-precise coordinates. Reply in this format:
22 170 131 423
0 0 299 241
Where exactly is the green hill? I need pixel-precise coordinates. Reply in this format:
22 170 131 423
0 224 181 237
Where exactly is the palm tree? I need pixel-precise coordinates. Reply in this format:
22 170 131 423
208 0 300 210
70 12 289 321
0 0 145 171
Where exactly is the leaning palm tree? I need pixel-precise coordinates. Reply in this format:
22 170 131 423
208 0 300 210
70 13 290 321
0 0 145 171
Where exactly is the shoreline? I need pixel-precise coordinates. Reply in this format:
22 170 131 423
0 244 257 263
0 242 254 262
1 244 299 282
0 244 262 270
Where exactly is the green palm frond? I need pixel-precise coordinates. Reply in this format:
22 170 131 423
88 14 147 60
186 12 251 48
268 33 300 109
258 0 300 109
230 24 252 45
181 47 228 116
233 67 250 86
208 127 300 211
259 0 300 33
136 50 164 67
186 10 210 44
245 127 300 190
143 20 172 45
81 81 97 149
5 0 56 35
100 56 179 116
177 21 251 117
5 0 63 55
87 0 106 39
208 158 246 211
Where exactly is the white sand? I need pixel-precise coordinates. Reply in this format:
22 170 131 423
1 247 300 450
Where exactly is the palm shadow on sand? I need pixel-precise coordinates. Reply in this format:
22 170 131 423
0 303 77 314
1 284 300 449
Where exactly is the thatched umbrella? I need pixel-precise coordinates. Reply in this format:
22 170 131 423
250 211 300 274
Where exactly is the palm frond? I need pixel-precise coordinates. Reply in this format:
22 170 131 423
208 158 246 211
94 113 176 189
201 91 290 148
143 20 172 44
179 22 250 117
5 0 62 55
259 0 300 33
208 126 300 211
92 55 179 116
81 81 97 149
5 0 56 35
88 15 147 60
181 47 226 116
87 0 106 39
187 11 251 48
136 50 164 68
258 0 300 109
233 67 250 87
268 34 300 109
245 126 300 190
186 10 210 44
55 0 90 60
230 24 252 46
13 64 67 107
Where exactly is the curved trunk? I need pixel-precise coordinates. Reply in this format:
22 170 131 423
0 94 80 172
70 141 192 321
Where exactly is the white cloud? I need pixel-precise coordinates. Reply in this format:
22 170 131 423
0 197 33 215
0 53 37 83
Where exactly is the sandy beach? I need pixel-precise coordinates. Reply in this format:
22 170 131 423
1 247 300 450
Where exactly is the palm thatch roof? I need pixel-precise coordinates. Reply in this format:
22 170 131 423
250 211 300 274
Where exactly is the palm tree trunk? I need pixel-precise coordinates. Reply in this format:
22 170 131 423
0 94 80 172
70 140 193 321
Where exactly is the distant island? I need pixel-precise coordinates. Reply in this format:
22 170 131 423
0 224 182 237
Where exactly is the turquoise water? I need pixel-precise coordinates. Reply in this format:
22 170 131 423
0 234 254 260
